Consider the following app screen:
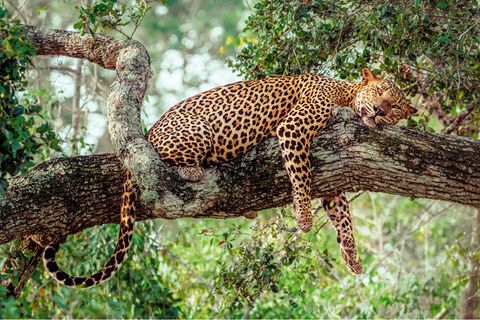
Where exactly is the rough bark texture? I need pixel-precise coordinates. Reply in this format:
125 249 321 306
24 25 169 210
1 107 479 245
1 26 479 246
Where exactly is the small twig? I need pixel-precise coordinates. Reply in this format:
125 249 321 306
71 59 84 156
112 26 130 39
461 207 480 318
349 191 365 203
5 0 28 23
434 308 449 319
443 102 475 135
37 65 77 74
458 18 480 40
312 203 323 216
13 249 42 298
313 219 329 236
1 247 42 299
129 1 149 40
160 246 214 291
242 302 254 319
366 204 452 273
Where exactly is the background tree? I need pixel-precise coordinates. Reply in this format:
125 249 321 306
0 0 479 318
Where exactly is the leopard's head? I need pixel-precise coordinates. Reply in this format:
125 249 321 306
353 68 417 128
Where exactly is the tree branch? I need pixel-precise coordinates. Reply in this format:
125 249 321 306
4 25 478 247
1 108 479 245
24 25 170 213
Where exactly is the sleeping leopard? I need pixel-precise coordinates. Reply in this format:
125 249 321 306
42 68 416 287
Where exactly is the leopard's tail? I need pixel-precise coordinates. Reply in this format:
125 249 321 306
43 172 137 288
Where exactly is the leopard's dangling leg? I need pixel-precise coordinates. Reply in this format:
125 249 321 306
277 100 330 232
322 192 362 274
43 171 138 287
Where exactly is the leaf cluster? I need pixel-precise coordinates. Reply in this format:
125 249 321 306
0 7 61 195
73 0 167 39
212 211 328 315
0 221 181 318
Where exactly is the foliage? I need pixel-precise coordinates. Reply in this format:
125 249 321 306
73 0 167 39
0 222 181 318
229 0 480 135
208 199 473 318
0 7 61 195
1 197 473 318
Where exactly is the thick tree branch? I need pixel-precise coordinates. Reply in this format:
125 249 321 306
24 25 169 210
3 25 478 246
1 108 479 245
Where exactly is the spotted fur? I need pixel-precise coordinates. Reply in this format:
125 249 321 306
43 68 415 287
323 193 362 274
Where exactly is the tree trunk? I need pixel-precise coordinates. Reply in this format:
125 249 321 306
23 25 168 211
1 107 479 244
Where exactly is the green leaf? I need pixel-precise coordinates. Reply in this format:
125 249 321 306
437 34 451 44
11 140 20 157
73 21 84 30
438 1 448 9
88 13 96 24
95 3 108 12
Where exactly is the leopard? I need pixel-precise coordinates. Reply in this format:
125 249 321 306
42 68 416 287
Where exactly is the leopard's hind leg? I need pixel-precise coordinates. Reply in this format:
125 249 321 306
147 113 214 182
322 192 362 274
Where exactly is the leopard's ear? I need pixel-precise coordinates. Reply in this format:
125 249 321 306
362 68 379 83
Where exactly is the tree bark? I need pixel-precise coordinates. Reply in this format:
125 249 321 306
1 107 479 244
1 25 479 245
23 25 169 211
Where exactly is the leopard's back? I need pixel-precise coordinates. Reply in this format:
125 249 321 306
147 75 322 163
